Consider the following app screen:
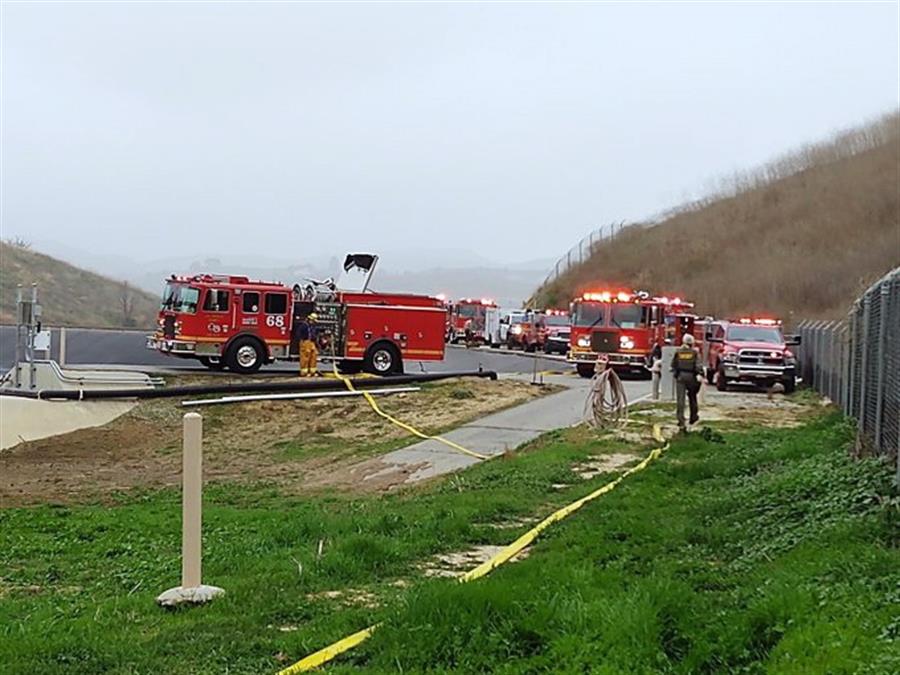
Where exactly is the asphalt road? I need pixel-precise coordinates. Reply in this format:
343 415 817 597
0 326 567 375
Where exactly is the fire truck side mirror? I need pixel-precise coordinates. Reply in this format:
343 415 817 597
785 334 801 346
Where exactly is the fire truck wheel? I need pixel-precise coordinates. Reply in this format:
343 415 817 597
225 337 265 374
782 377 796 394
364 342 403 376
576 363 595 378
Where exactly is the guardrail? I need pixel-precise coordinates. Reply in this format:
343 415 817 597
797 266 899 483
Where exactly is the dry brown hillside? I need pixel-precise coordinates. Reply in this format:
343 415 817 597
533 112 900 321
0 241 158 328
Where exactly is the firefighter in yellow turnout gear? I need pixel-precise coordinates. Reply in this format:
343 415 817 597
670 333 702 431
298 313 320 377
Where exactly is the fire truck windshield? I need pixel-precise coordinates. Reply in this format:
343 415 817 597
610 304 642 329
543 314 569 327
458 304 484 319
573 302 605 327
160 283 200 315
726 325 783 343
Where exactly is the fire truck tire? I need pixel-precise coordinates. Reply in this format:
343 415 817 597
576 363 595 378
225 336 265 374
782 377 796 394
364 342 403 376
198 356 225 371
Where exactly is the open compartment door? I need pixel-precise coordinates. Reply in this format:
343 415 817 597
336 253 379 292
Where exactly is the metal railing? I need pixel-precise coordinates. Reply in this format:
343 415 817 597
797 266 899 482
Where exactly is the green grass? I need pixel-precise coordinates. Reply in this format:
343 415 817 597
1 413 897 674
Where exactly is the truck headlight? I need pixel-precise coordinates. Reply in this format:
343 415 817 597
784 355 796 366
723 352 738 363
577 336 591 348
619 335 635 350
510 325 523 335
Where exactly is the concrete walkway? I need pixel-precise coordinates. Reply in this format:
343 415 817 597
358 374 652 485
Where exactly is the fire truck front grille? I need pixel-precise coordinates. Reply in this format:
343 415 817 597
590 330 618 353
163 316 176 339
739 349 783 366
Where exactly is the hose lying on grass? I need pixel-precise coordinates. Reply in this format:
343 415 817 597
583 365 629 429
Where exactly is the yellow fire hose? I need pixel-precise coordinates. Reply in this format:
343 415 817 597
277 424 669 674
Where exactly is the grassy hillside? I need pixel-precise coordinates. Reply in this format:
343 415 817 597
0 241 158 328
533 112 900 320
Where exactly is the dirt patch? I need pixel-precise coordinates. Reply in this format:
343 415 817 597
695 389 812 429
572 452 639 479
420 544 529 578
306 588 380 608
0 376 553 506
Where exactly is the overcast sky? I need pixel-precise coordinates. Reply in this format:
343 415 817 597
1 1 897 267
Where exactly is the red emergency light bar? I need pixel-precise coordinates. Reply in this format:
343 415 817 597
652 296 695 308
581 291 636 303
544 309 568 316
458 298 496 306
736 317 782 326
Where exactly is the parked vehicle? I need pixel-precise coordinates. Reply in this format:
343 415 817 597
506 309 542 352
147 254 446 375
447 298 497 345
540 310 571 354
705 318 800 392
567 291 695 378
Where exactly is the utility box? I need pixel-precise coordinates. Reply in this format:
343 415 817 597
33 330 52 353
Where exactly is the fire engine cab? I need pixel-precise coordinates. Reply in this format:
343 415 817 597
447 298 498 346
567 291 696 378
705 318 800 392
147 254 447 375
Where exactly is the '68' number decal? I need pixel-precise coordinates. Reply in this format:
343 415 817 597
265 315 285 328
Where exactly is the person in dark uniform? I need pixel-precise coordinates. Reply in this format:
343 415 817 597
671 334 702 431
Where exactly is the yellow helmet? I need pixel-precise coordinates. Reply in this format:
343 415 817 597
308 313 318 321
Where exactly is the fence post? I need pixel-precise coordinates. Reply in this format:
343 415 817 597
857 295 872 453
873 285 889 450
847 309 858 418
157 413 224 607
58 326 67 367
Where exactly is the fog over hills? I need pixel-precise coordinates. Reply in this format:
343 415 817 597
25 239 555 309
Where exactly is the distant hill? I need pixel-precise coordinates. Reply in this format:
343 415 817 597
0 241 158 328
532 111 900 321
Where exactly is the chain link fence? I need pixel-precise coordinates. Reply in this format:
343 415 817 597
538 222 628 288
797 267 899 483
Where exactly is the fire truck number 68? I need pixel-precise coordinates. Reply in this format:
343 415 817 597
265 315 285 328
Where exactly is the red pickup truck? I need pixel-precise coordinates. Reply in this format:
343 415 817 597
705 318 801 392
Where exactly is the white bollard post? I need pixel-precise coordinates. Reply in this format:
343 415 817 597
157 413 224 607
182 412 203 589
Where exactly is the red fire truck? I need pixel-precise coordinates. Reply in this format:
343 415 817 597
447 298 497 344
146 255 447 375
567 290 696 377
